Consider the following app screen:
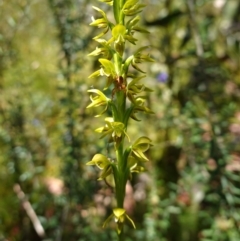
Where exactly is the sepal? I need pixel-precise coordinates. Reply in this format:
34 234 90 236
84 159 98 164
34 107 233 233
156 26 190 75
99 58 116 77
99 0 113 5
88 69 101 78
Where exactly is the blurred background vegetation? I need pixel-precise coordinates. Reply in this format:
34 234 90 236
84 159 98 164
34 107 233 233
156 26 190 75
0 0 240 240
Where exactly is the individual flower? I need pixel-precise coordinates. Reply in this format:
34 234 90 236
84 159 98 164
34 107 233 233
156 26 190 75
122 0 146 16
86 154 112 180
132 46 155 73
127 156 145 180
103 208 136 234
95 117 130 146
88 39 113 60
129 97 154 121
90 6 114 39
86 89 110 117
131 136 152 161
126 75 153 104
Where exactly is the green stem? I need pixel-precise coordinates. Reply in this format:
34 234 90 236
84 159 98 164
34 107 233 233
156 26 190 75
113 53 121 75
119 0 125 24
113 0 120 23
116 141 126 208
113 0 125 24
116 91 126 121
118 230 124 241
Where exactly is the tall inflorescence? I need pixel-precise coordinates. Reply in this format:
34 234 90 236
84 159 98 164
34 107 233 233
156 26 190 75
86 0 154 237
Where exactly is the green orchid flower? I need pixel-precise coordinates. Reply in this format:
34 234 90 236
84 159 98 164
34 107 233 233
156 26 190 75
122 0 146 16
95 117 130 146
127 156 145 180
103 208 136 234
99 58 117 77
88 39 113 60
86 154 113 180
131 136 153 161
87 89 110 117
131 46 155 73
90 6 114 39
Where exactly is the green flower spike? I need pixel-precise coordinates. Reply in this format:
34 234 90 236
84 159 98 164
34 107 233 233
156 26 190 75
87 89 110 117
103 208 136 234
87 0 154 237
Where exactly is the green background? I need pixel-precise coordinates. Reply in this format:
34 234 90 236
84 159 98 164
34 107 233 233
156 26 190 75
0 0 240 240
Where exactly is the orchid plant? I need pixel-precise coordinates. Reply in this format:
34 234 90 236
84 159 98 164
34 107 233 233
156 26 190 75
86 0 154 238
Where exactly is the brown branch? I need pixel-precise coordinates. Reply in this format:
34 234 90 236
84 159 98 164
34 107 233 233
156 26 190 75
13 184 46 238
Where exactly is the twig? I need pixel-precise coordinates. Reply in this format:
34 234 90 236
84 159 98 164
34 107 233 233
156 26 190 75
13 184 46 238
